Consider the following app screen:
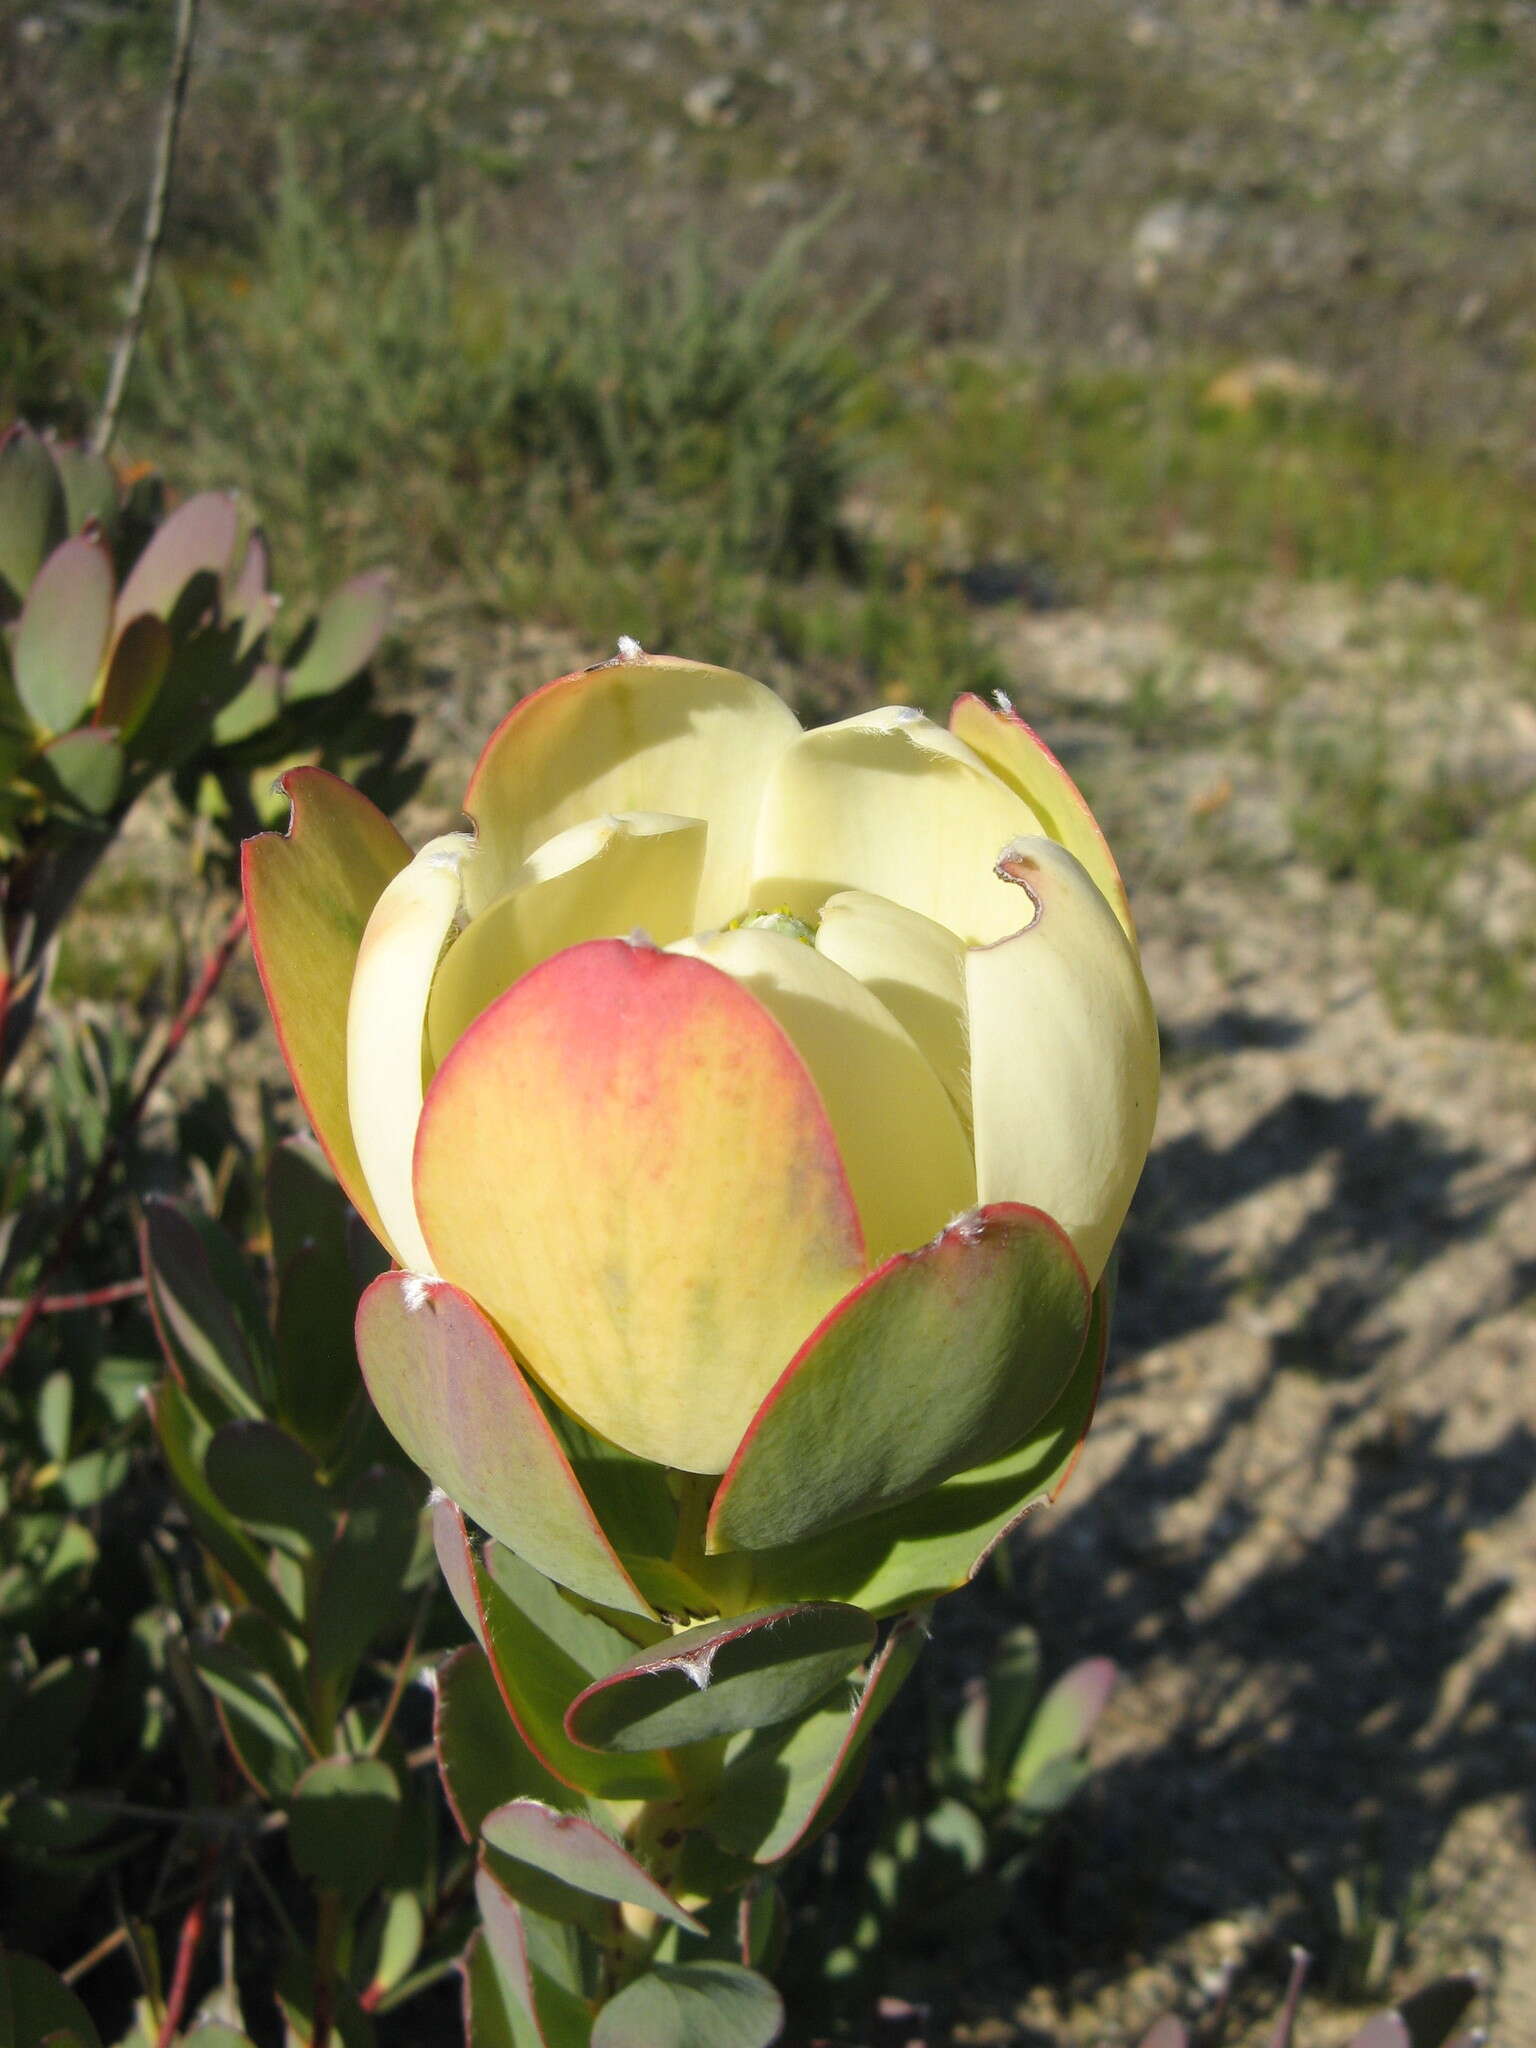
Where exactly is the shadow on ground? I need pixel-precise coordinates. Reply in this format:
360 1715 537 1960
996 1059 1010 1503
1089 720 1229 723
846 1000 1536 2041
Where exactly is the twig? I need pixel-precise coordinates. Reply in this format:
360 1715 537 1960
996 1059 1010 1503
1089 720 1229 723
0 1276 147 1316
155 1841 218 2048
62 1923 131 1987
94 0 200 455
0 902 247 1378
365 1580 436 1758
311 1889 342 2048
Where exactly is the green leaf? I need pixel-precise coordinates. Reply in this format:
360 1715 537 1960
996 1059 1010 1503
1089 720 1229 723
94 613 171 736
465 1528 671 1803
463 1929 526 2048
0 1953 103 2048
542 1408 677 1568
192 1638 310 1765
435 1645 580 1842
433 1495 484 1642
6 1653 100 1783
1008 1656 1116 1812
205 1420 333 1556
0 425 67 609
474 1874 594 2048
356 1277 653 1618
288 1755 401 1901
589 1962 782 2048
13 534 114 734
127 615 255 776
310 1466 420 1697
358 1891 424 2005
967 1626 1040 1799
282 570 392 700
50 442 118 539
268 1136 350 1277
710 1207 1091 1555
701 1612 926 1864
37 1370 71 1464
114 490 239 626
742 1276 1109 1617
269 1143 363 1466
37 729 123 815
147 1382 300 1631
566 1604 875 1755
484 1800 704 1935
141 1201 268 1422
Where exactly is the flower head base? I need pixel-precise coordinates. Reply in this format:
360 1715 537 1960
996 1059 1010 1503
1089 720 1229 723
244 654 1157 1617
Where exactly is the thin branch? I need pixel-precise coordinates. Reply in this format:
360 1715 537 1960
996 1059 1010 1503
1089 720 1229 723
0 902 247 1378
0 1276 147 1317
155 1841 218 2048
364 1580 436 1759
94 0 200 455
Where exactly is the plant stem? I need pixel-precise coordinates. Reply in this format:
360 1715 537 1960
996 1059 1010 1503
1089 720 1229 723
0 901 246 1378
310 1889 342 2048
0 1276 147 1316
94 0 199 454
154 1842 217 2048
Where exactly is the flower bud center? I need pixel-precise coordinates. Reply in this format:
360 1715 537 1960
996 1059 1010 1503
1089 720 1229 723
725 906 817 946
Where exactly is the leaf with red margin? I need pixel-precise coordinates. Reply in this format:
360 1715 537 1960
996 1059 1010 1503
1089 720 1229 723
283 568 393 700
435 1645 581 1842
483 1799 706 1936
565 1604 875 1755
467 1524 673 1802
699 1611 927 1865
708 1205 1090 1555
241 766 410 1253
471 1868 595 2048
357 1275 655 1618
113 489 239 628
13 533 113 733
738 1278 1110 1617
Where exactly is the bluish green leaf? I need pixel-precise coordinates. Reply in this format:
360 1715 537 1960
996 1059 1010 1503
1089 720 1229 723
205 1420 333 1556
94 612 170 735
38 729 123 815
0 1953 103 2048
356 1276 653 1618
50 442 118 539
311 1466 420 1696
566 1604 875 1755
484 1800 704 1936
1008 1656 1116 1812
283 570 392 700
0 425 67 608
701 1613 925 1864
474 1873 594 2048
710 1206 1091 1554
114 490 238 626
14 534 113 733
435 1645 579 1842
288 1755 401 1900
464 1529 670 1803
147 1382 299 1631
589 1962 781 2048
141 1200 268 1422
742 1278 1109 1617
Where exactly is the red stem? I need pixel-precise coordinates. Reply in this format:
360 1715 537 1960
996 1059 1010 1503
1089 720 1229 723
0 1277 147 1316
155 1846 217 2048
0 903 247 1378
